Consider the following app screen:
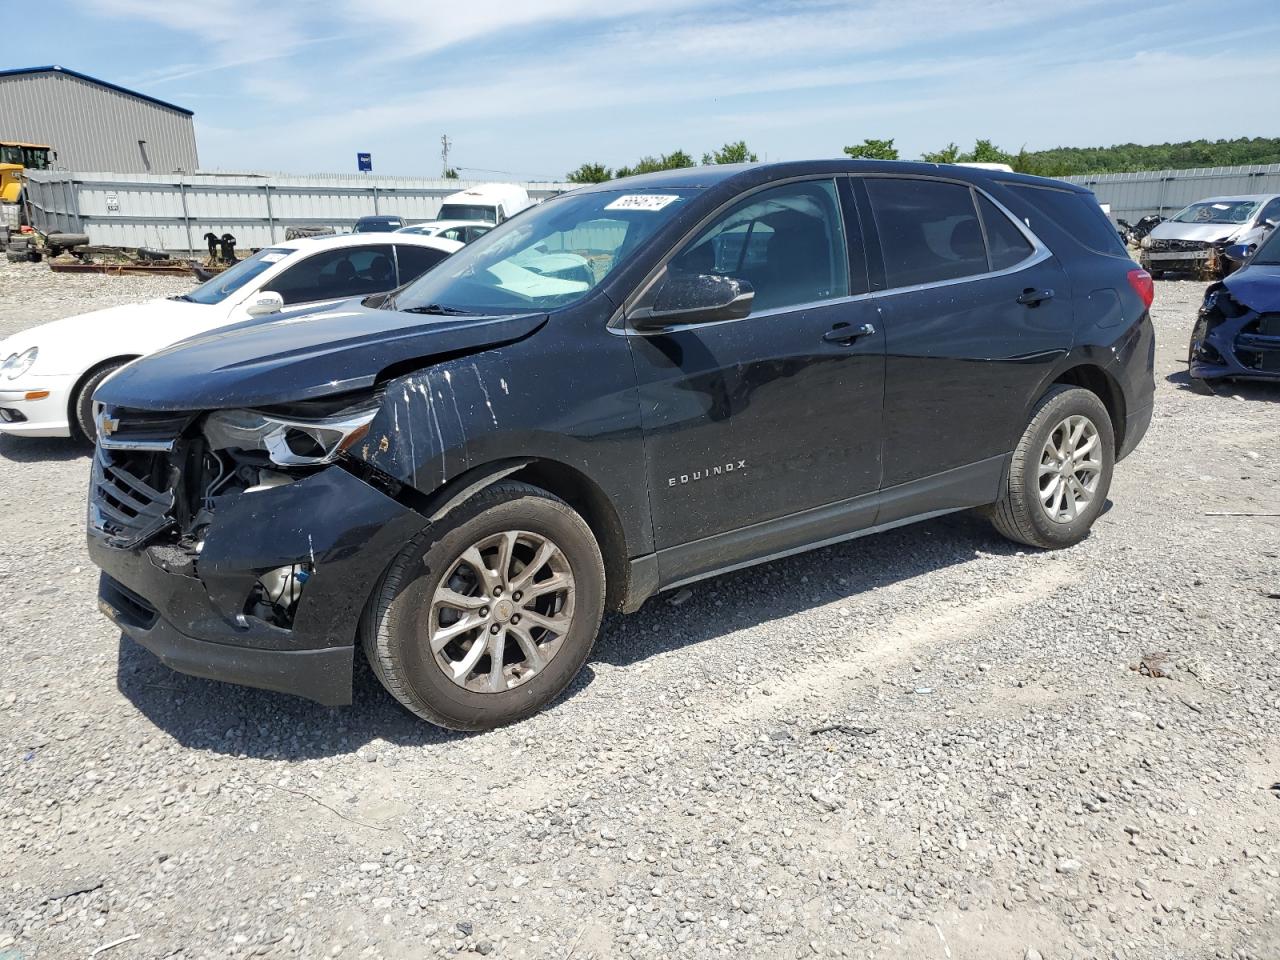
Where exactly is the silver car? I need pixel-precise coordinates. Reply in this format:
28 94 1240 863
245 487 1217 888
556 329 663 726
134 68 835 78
1141 193 1280 278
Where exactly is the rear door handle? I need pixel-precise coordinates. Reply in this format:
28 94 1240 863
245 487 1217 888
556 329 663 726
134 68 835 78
1017 287 1055 307
822 322 876 345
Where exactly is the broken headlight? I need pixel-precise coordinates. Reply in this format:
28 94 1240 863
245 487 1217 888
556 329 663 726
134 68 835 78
202 397 380 467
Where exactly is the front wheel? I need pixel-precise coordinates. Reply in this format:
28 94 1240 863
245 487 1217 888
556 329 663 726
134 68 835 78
362 481 605 730
987 386 1115 549
73 360 129 444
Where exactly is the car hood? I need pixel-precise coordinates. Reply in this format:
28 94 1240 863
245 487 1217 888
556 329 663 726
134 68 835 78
95 303 548 412
1221 262 1280 311
0 298 208 367
1148 221 1248 243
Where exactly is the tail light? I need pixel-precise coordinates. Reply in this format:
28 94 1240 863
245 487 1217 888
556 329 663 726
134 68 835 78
1127 268 1154 309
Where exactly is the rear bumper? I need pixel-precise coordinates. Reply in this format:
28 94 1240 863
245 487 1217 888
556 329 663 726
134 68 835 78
1118 399 1153 462
101 574 354 705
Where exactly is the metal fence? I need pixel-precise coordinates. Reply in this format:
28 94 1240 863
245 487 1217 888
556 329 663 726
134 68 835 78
1063 164 1280 222
22 170 576 252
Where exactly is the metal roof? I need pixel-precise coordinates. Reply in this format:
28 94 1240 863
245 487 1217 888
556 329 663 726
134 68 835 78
0 65 193 116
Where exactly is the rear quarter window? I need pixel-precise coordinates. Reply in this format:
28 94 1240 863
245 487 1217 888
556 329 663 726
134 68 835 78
1006 184 1128 258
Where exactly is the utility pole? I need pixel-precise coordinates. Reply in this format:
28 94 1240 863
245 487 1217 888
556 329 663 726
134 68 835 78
441 134 453 177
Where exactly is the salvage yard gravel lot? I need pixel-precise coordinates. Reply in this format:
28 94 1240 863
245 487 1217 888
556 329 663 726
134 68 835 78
1 258 1277 960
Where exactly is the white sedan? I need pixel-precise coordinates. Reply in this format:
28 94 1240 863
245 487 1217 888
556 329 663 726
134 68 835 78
0 232 461 441
397 219 493 244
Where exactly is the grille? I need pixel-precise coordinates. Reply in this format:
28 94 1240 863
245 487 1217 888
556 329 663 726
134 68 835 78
1148 238 1209 253
90 452 175 547
99 407 192 449
90 406 186 547
1259 314 1280 337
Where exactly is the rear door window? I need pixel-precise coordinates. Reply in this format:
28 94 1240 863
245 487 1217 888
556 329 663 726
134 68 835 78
1006 184 1128 257
668 179 849 313
395 244 451 285
976 194 1035 270
865 178 989 288
268 244 397 304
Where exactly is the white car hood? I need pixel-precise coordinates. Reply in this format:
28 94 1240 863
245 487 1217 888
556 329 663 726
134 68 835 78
1148 221 1248 243
0 297 218 375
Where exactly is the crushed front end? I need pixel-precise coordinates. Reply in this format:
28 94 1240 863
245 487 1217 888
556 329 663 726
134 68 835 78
1142 238 1224 280
87 400 428 705
1189 286 1280 382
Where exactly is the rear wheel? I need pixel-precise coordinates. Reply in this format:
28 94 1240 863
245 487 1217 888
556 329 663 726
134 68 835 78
987 386 1114 549
362 481 605 730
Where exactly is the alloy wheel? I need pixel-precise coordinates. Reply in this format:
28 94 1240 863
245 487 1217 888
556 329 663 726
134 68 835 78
1038 415 1103 523
428 531 575 693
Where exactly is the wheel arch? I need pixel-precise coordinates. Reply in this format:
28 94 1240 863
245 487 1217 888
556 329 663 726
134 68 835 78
417 456 635 614
1034 361 1126 454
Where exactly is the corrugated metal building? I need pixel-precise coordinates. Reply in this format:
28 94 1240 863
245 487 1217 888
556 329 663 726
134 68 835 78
1064 164 1280 221
0 65 197 173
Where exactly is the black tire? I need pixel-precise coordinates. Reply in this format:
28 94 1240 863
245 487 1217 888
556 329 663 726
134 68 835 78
46 232 89 249
5 250 29 263
72 360 129 443
987 386 1115 550
361 481 606 730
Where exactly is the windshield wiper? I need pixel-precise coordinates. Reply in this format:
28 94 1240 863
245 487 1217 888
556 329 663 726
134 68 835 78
168 294 194 302
401 303 478 316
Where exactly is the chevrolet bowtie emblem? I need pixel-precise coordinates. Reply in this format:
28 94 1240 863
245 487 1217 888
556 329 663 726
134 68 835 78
100 414 119 437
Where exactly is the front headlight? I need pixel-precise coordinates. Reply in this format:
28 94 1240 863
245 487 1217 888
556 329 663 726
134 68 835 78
2 346 37 380
202 397 381 467
1140 236 1152 250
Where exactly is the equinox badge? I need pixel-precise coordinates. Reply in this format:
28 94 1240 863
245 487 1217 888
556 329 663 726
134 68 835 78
668 459 747 486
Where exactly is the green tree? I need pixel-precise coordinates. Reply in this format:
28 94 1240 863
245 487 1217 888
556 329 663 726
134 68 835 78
615 149 695 179
567 162 612 184
843 138 898 160
443 167 459 179
920 142 961 164
702 140 759 164
964 139 1013 165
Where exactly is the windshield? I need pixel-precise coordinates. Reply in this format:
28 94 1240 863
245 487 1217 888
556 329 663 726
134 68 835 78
393 189 695 314
1170 200 1260 225
184 248 291 304
438 204 497 224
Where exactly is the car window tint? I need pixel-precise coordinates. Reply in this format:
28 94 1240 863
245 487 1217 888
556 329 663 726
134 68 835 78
977 194 1034 270
395 244 450 285
267 244 397 305
1006 184 1128 257
669 179 849 313
865 178 988 288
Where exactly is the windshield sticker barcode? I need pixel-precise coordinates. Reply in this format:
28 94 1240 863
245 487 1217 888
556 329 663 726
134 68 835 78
605 195 681 212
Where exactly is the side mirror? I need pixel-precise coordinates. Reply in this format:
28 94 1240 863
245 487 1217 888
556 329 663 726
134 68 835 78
1223 243 1254 265
1263 218 1277 231
631 272 754 330
245 291 284 317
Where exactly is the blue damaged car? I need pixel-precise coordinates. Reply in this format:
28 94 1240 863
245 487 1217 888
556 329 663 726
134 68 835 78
1190 229 1280 385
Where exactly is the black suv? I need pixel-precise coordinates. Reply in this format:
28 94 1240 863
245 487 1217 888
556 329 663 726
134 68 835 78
88 161 1155 730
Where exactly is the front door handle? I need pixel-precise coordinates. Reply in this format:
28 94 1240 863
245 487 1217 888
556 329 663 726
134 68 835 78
822 322 876 345
1017 287 1055 307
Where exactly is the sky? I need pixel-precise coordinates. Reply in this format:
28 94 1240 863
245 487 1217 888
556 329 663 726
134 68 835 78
22 0 1280 181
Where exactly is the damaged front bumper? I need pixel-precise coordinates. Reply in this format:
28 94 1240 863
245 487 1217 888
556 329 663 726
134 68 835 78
1189 292 1280 382
88 449 428 705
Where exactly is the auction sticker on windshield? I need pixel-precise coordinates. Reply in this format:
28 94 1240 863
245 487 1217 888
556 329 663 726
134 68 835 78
605 195 681 212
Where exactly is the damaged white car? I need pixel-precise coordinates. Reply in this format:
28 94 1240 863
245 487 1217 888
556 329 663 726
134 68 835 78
1140 194 1280 279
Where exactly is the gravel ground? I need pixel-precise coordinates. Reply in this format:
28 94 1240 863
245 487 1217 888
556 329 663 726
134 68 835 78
1 258 1278 960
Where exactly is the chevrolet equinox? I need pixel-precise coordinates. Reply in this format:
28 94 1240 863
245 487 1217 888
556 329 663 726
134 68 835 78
88 161 1156 730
